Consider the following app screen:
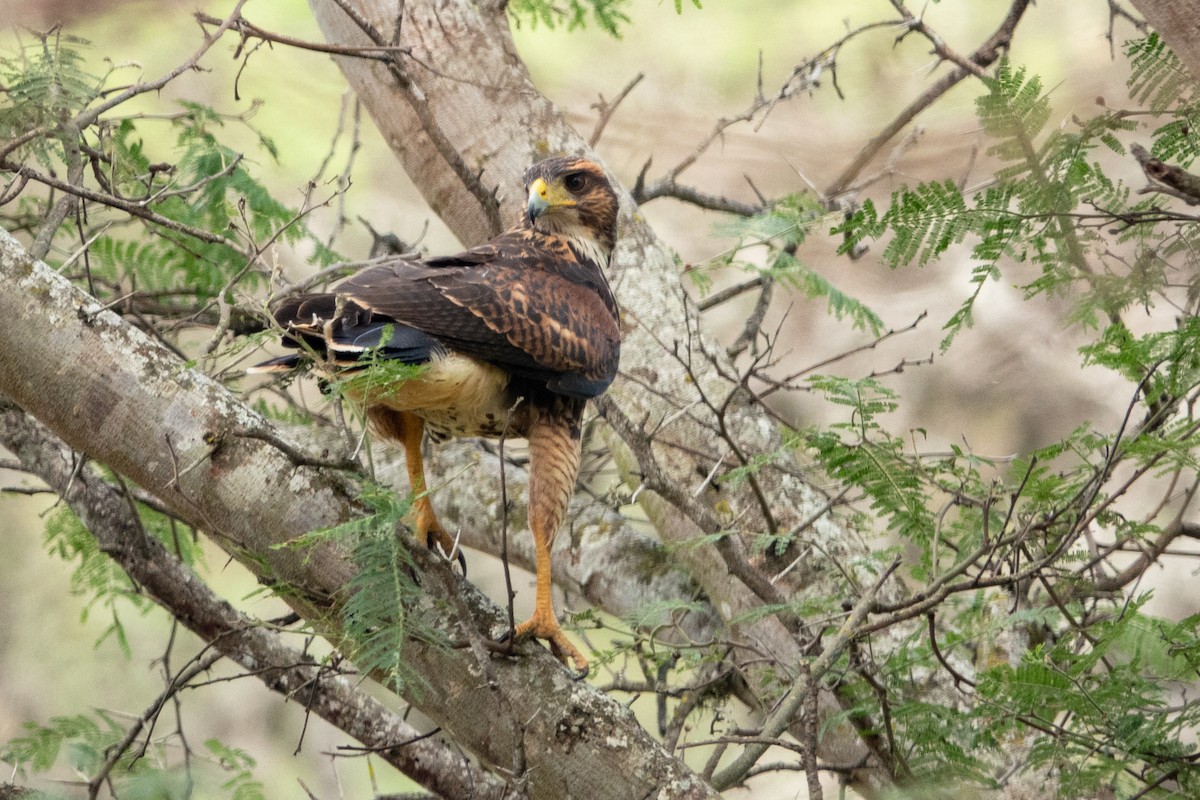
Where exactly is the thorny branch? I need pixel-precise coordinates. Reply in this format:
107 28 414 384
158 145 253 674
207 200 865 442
1 158 237 247
594 393 789 610
631 3 1030 216
711 556 901 790
589 72 644 147
324 0 504 234
201 7 509 235
631 19 900 216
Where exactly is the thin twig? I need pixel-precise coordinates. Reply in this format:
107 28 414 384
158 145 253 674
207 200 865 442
826 0 1032 198
327 0 503 234
889 1 990 79
711 556 901 790
195 11 410 60
88 650 226 799
1 158 235 246
595 394 788 609
589 72 644 147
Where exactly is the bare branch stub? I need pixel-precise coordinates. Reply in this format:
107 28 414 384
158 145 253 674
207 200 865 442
1133 142 1200 205
889 0 990 80
589 72 644 147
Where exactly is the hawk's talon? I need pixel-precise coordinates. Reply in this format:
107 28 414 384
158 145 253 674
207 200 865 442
422 535 467 577
416 517 467 577
511 609 589 677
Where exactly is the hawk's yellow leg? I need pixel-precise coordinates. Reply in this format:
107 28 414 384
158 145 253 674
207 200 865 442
515 412 588 675
371 408 461 564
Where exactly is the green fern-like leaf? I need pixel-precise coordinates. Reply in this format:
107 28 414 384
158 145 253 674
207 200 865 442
715 194 882 333
291 483 446 691
804 376 935 548
1080 319 1200 405
767 248 884 335
507 0 631 36
976 62 1051 172
1127 33 1193 112
0 32 106 168
41 499 203 656
879 179 971 268
1127 34 1200 166
0 712 123 777
206 739 265 800
42 506 146 655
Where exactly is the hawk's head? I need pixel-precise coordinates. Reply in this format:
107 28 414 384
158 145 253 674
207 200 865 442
524 157 619 268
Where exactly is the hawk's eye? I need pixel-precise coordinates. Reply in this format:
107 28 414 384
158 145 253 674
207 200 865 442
563 172 587 193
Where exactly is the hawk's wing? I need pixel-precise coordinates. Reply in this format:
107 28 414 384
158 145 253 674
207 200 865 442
322 233 621 399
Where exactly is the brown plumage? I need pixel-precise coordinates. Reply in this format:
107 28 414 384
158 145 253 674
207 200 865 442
253 157 621 674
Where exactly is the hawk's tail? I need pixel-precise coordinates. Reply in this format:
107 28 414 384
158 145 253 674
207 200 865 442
247 294 443 374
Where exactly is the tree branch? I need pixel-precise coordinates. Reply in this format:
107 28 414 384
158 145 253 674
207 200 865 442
0 397 509 800
825 0 1032 198
297 4 888 789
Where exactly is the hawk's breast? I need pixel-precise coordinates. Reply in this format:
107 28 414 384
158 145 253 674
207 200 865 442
351 351 522 440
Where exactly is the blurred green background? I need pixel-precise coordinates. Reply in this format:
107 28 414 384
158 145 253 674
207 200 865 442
0 1 1186 797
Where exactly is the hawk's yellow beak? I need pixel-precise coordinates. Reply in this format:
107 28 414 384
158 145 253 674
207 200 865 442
527 177 577 221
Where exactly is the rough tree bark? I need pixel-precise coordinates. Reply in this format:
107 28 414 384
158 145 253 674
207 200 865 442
0 397 511 800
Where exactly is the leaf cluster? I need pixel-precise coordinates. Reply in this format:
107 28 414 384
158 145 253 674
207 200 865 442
0 34 342 340
704 192 885 335
0 31 106 168
974 599 1200 798
804 376 936 549
290 482 446 691
507 0 632 37
42 502 203 657
83 103 337 299
833 58 1192 348
806 39 1200 797
1127 33 1200 166
0 714 266 800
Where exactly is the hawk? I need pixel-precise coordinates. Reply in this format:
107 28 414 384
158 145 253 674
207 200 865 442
254 157 621 674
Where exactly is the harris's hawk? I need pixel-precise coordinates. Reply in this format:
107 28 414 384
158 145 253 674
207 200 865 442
254 157 621 673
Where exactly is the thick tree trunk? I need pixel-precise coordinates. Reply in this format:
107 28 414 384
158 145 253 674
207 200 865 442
0 229 718 800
